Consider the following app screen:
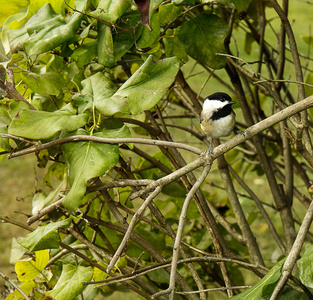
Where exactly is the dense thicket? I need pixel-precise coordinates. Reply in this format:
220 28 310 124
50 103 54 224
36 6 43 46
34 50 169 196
1 0 313 299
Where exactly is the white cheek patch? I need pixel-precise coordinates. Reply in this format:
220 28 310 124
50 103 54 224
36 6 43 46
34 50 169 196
202 99 228 119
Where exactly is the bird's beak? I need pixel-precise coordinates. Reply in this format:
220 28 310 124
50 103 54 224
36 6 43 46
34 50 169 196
230 101 236 105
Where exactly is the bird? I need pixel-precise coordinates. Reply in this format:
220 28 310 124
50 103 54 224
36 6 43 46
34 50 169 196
200 92 237 155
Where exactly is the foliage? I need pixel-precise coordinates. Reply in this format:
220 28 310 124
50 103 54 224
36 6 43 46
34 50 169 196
1 0 313 299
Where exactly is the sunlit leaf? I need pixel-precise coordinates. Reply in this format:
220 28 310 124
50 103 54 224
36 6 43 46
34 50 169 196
72 72 116 114
8 103 89 139
96 55 180 116
0 0 29 27
15 250 49 282
25 12 82 56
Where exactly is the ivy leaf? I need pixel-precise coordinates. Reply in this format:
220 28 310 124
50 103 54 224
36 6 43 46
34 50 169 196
178 13 229 69
21 71 65 96
19 218 72 251
3 3 60 53
8 103 89 139
136 9 160 49
15 250 49 282
62 129 120 212
96 55 180 116
24 11 82 56
72 72 116 114
96 0 132 67
46 264 93 300
97 22 115 67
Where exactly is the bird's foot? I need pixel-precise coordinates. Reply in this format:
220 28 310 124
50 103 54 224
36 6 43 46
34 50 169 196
208 142 214 156
236 129 245 136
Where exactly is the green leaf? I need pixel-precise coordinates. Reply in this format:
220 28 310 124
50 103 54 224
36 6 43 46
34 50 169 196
62 129 120 212
96 0 133 66
73 72 116 114
136 10 160 49
72 41 97 67
190 228 212 250
159 3 183 26
97 22 115 67
149 267 170 284
6 3 63 53
21 71 65 96
97 55 180 115
173 0 196 5
297 244 313 288
95 0 131 23
164 28 188 61
230 259 284 299
15 250 49 282
46 264 93 300
113 12 143 62
24 11 82 56
19 218 72 251
232 0 252 12
178 13 229 69
8 103 89 139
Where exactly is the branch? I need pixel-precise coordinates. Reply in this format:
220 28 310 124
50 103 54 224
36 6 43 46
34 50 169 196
152 164 212 299
129 96 313 200
3 68 36 111
0 271 30 300
270 199 313 299
3 135 203 158
27 197 64 225
90 256 268 287
106 186 162 273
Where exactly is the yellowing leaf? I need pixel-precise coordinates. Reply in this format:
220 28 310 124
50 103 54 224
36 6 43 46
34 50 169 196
15 250 49 282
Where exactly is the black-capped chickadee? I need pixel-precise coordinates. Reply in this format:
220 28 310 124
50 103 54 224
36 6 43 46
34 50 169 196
200 92 237 155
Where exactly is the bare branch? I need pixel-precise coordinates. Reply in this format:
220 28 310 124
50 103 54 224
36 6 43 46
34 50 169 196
270 199 313 299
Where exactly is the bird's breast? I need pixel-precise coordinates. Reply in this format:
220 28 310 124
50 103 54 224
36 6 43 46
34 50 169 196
201 113 235 138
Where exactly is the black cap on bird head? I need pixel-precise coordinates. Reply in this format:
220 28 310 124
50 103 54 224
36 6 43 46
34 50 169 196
207 92 232 102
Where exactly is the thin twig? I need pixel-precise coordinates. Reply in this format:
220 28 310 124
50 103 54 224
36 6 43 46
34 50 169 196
152 163 212 299
3 135 203 158
270 199 313 299
106 186 162 273
130 95 313 200
27 197 64 225
0 271 30 300
3 68 36 110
